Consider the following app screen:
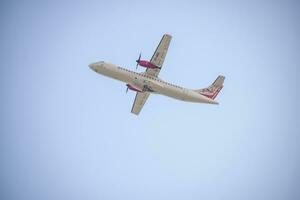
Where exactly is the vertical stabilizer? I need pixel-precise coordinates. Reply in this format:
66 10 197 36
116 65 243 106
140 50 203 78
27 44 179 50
196 75 225 100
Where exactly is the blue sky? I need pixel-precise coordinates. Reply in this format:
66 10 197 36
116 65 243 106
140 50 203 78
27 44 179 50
1 1 300 200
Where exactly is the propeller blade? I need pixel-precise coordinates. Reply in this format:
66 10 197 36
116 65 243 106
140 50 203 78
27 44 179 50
136 53 141 69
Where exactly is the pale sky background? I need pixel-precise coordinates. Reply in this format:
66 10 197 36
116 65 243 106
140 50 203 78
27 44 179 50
1 0 300 200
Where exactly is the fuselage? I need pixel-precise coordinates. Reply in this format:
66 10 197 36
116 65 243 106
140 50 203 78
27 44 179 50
89 61 218 104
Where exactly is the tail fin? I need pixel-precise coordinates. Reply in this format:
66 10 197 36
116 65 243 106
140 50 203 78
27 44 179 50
196 75 225 100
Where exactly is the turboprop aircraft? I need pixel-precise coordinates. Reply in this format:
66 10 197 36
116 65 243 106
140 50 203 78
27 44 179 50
89 34 225 115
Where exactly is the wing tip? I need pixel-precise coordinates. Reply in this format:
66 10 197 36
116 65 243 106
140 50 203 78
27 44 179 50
131 110 140 115
164 33 172 38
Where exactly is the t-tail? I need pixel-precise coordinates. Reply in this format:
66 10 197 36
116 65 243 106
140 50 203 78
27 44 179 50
195 75 225 101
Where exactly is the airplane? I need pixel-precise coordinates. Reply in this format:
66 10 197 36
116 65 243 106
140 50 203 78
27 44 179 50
89 34 225 115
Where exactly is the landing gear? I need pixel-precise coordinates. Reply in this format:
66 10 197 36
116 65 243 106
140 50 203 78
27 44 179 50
142 85 154 92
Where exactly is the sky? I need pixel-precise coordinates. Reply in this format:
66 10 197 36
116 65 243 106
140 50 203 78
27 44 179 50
1 0 300 200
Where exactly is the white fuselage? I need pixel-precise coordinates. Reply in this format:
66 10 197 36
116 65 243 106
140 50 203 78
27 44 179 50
89 61 218 104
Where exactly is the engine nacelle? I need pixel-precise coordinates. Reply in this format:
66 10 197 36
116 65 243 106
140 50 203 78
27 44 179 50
137 60 159 69
126 84 142 92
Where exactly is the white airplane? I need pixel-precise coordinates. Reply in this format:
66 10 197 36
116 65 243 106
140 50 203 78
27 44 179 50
89 34 225 115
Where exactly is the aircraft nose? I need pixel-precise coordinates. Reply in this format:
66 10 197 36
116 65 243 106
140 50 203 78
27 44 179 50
89 61 105 72
89 63 96 70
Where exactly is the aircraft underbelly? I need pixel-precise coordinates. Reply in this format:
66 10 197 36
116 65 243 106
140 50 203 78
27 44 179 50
158 87 185 100
101 67 213 104
158 87 210 103
104 68 135 84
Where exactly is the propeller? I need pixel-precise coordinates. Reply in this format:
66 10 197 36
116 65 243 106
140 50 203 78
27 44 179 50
136 53 141 70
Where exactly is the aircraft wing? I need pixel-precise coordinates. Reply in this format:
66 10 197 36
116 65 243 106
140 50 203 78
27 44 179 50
146 34 172 77
131 92 150 115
